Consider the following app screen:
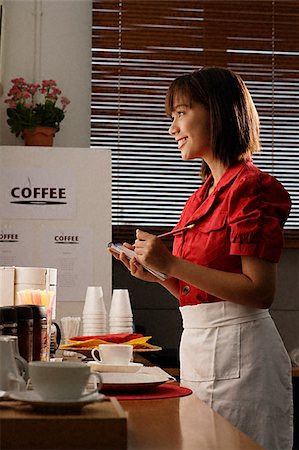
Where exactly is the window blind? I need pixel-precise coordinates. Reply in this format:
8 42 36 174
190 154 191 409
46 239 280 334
91 0 299 244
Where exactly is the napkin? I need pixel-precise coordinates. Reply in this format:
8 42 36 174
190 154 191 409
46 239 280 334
60 333 154 350
69 333 143 343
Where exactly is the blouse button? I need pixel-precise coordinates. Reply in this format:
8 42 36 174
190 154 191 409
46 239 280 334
182 285 190 294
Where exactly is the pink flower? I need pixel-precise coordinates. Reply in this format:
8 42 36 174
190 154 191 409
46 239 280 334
61 96 71 109
5 77 70 136
53 87 61 95
11 77 25 85
15 91 23 100
28 83 40 95
4 99 17 108
42 79 57 88
61 96 70 104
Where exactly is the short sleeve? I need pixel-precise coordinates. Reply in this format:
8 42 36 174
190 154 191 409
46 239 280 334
228 170 291 263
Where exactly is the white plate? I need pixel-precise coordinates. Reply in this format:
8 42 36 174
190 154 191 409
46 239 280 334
8 390 105 410
88 361 143 373
100 371 172 391
0 390 11 401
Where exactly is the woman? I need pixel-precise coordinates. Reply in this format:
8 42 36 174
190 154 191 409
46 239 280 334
109 67 293 450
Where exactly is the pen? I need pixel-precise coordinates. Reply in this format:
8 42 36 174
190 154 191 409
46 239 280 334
158 224 195 238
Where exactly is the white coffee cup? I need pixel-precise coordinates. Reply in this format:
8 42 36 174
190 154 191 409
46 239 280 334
91 344 133 365
29 361 102 401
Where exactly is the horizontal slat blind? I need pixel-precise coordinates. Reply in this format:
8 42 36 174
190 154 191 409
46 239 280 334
91 0 299 238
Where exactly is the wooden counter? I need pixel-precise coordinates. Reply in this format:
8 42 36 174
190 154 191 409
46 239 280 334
0 397 127 450
0 388 263 450
122 392 263 450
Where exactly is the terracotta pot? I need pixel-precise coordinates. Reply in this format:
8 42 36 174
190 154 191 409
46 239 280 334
22 126 56 147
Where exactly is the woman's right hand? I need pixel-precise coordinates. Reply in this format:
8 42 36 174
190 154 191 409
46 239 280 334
108 242 159 283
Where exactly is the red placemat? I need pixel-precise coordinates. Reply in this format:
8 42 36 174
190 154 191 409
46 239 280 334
104 383 192 400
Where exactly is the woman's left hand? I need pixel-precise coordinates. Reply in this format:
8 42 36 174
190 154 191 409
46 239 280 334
134 229 173 274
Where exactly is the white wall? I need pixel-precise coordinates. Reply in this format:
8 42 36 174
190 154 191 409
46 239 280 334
0 0 104 325
0 0 92 148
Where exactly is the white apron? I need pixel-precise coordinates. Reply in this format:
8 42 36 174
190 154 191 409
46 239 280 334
179 301 293 450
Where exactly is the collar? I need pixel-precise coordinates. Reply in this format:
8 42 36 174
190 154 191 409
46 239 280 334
214 159 251 192
185 160 251 226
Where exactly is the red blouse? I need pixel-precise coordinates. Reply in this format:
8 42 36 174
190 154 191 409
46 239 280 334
172 160 291 306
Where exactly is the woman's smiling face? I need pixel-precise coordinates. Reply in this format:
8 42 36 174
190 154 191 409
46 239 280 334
168 98 212 161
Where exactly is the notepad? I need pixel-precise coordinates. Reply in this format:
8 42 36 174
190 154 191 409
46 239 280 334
108 242 167 281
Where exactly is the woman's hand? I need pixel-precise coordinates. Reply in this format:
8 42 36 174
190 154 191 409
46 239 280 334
108 237 180 298
134 229 174 274
108 242 159 283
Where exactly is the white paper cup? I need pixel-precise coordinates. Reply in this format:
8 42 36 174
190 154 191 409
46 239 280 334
82 325 106 330
82 321 106 326
83 286 106 315
109 289 133 317
83 326 107 331
109 315 133 319
83 330 106 336
83 313 107 318
83 321 106 326
85 286 103 300
82 327 107 332
109 318 133 324
82 326 107 333
109 324 133 329
109 326 134 333
83 318 107 324
29 361 102 401
83 332 107 337
91 344 133 365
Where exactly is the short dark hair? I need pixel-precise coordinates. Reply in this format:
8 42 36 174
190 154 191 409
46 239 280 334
165 67 260 179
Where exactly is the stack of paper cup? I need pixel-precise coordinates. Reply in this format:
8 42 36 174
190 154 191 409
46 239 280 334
109 289 134 334
82 286 107 336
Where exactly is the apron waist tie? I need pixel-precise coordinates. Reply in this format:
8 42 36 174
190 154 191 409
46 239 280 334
180 301 270 328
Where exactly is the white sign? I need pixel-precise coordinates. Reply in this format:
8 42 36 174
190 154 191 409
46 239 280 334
0 222 36 267
40 224 94 302
0 168 76 219
0 146 111 307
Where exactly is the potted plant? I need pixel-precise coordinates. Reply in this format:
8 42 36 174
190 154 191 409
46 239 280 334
4 78 70 146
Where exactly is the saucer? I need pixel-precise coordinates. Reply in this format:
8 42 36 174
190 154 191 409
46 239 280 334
0 390 11 401
88 361 143 373
100 371 171 391
8 390 105 412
